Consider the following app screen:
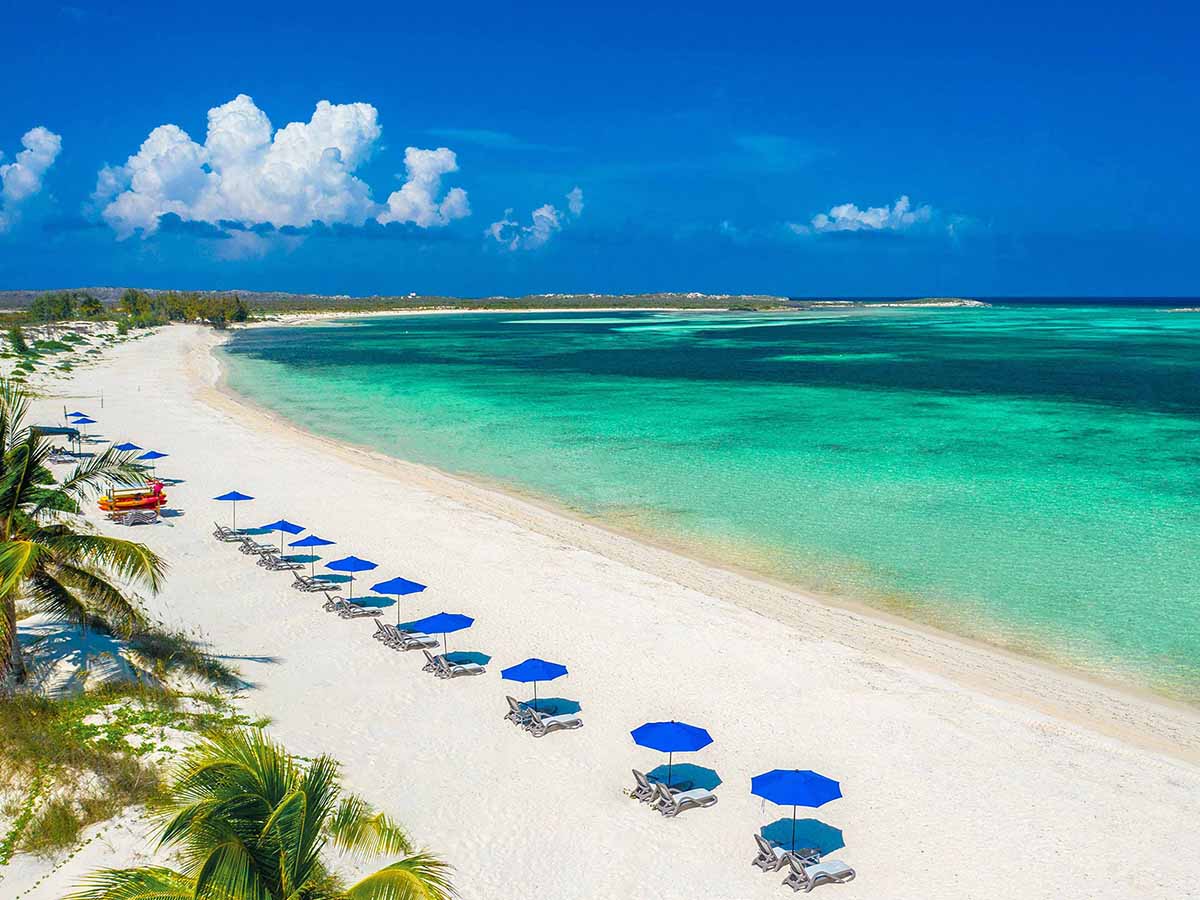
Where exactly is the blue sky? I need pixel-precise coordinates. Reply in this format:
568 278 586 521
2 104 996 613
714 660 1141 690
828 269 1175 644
1 0 1197 297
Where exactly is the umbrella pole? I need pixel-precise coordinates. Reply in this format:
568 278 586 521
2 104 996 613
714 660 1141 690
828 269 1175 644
232 502 237 532
668 752 673 790
533 681 538 712
791 806 797 852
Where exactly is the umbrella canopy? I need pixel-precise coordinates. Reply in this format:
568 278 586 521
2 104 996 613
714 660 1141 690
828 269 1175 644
631 720 713 790
261 518 305 552
371 576 428 626
751 770 841 808
501 658 568 711
66 411 89 417
71 417 96 426
324 555 377 599
751 769 842 853
112 441 142 452
136 450 168 476
289 535 335 548
631 721 713 753
213 490 254 530
404 612 473 652
214 490 255 502
289 534 335 576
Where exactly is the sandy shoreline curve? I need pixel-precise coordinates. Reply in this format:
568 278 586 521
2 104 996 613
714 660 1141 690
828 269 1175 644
12 323 1198 900
213 318 1199 762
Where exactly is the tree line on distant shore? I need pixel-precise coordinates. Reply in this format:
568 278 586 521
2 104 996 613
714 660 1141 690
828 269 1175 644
21 289 249 329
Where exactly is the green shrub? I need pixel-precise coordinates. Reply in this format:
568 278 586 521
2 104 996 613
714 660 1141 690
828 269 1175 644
21 799 82 855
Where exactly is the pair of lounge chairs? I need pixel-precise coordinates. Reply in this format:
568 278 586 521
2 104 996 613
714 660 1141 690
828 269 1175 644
257 552 303 571
321 593 382 619
752 835 856 892
238 539 274 556
116 509 158 526
292 572 340 593
372 620 439 651
503 696 583 737
213 522 246 542
421 649 486 679
629 770 718 817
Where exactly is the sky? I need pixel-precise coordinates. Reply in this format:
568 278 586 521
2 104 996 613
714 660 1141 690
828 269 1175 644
1 0 1198 297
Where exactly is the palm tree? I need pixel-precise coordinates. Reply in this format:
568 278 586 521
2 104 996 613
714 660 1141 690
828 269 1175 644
0 378 165 691
71 728 457 900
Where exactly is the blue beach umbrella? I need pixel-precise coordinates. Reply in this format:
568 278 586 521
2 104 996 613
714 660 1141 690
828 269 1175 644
112 441 142 452
324 555 377 599
403 611 474 652
370 575 427 626
261 518 304 552
631 720 713 790
751 769 842 854
136 449 168 476
289 534 335 576
213 490 254 531
66 411 89 418
71 416 96 440
501 658 568 712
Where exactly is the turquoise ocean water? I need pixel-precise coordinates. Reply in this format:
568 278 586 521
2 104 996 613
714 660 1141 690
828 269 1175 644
222 306 1200 700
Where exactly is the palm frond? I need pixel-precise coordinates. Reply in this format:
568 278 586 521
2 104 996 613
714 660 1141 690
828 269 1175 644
329 794 413 858
191 838 273 900
341 854 458 900
0 434 52 535
42 446 152 513
39 532 166 591
66 865 196 900
0 539 53 598
23 570 91 626
52 562 150 635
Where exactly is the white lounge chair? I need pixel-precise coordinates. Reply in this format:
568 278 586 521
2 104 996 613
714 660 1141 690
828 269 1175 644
293 572 340 593
213 522 244 541
421 649 444 672
752 834 793 872
524 706 582 738
323 596 381 618
651 783 718 817
258 553 302 571
505 696 536 726
630 769 659 803
434 655 486 679
393 629 439 650
782 854 856 892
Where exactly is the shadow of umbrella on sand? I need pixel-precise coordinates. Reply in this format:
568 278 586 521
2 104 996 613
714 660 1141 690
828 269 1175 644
761 818 844 855
288 535 335 577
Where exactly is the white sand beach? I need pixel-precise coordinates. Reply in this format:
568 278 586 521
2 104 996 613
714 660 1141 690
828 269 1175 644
12 323 1200 899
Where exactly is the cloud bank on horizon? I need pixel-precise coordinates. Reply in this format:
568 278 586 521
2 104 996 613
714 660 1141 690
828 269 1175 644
0 126 62 231
93 94 470 239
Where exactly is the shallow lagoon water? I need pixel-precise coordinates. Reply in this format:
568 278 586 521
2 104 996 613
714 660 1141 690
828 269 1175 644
223 307 1200 700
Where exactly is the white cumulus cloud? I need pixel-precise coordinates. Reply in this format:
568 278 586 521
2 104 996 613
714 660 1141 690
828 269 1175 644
488 185 583 251
0 126 62 231
95 94 470 239
791 195 934 235
378 147 470 227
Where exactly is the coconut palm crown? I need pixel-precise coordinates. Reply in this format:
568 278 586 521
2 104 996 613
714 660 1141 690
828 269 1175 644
0 378 165 691
71 728 457 900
